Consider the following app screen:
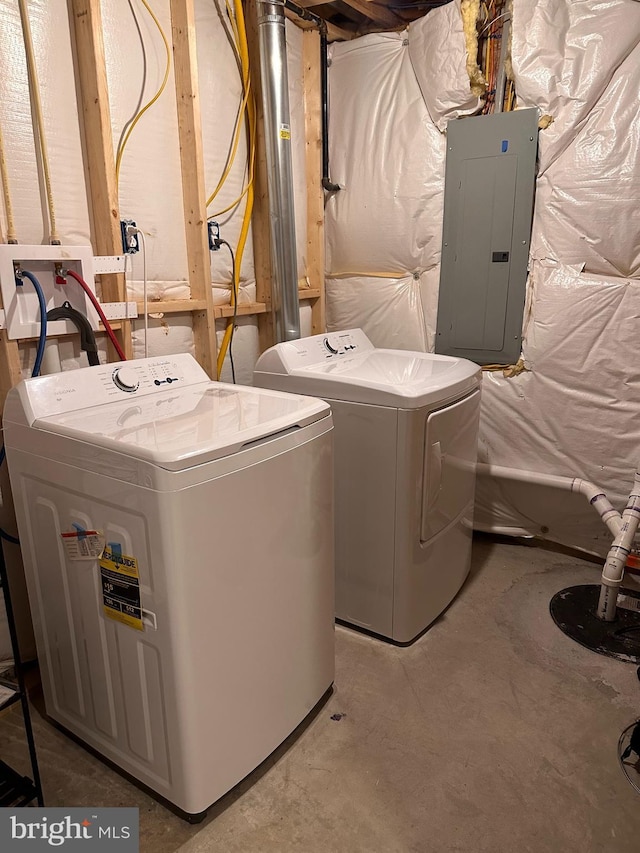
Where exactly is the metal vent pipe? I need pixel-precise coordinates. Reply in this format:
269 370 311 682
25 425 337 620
256 0 300 341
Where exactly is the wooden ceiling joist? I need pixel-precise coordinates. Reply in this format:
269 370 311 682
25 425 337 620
337 0 403 28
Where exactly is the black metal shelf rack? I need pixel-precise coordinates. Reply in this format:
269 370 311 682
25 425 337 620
0 539 44 807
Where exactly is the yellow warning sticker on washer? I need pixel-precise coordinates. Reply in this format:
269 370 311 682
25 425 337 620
99 547 143 631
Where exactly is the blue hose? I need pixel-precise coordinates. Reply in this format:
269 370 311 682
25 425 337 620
0 269 48 546
18 269 47 377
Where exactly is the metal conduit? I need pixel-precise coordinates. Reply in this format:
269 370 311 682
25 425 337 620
284 1 339 192
494 13 511 113
257 0 300 341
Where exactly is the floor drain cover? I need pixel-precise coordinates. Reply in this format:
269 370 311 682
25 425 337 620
550 584 640 663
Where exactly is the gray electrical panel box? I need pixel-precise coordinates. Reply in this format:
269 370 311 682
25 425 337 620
435 109 538 365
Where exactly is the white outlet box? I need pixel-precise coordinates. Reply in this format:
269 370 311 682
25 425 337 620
0 245 99 340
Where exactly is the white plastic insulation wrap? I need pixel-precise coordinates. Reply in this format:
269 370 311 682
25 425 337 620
326 31 444 277
408 0 481 131
196 0 254 307
513 0 640 278
476 260 640 555
103 0 190 301
326 272 433 352
474 0 640 554
324 5 476 351
0 0 91 245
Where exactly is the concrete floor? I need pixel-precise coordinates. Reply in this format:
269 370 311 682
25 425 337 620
1 535 639 851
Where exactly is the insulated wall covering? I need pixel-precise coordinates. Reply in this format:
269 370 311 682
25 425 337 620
325 2 476 351
476 0 640 554
0 0 91 247
325 0 640 555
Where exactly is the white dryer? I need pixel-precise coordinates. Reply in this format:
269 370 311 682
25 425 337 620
3 354 334 820
254 329 481 644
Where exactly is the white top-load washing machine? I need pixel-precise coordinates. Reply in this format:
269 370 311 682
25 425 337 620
254 329 481 644
3 354 334 820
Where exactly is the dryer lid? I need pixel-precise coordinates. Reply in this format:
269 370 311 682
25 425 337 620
34 383 330 471
256 344 480 408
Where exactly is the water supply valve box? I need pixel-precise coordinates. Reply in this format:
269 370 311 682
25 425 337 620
0 245 99 340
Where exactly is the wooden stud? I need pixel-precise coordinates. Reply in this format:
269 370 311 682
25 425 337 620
0 332 22 414
302 29 325 336
70 0 132 360
214 302 268 319
170 0 218 379
245 0 275 352
136 299 208 315
0 212 21 410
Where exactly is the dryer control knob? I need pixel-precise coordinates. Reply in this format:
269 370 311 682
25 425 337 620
324 336 339 355
113 366 139 393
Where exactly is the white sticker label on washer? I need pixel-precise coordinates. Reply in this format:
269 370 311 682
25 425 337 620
61 530 106 560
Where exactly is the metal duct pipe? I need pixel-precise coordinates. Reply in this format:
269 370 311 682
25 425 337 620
257 0 300 341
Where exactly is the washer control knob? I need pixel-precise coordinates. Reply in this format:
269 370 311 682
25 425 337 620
113 366 139 393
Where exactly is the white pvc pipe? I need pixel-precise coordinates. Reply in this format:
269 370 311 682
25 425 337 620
476 463 622 536
39 339 61 375
597 470 640 621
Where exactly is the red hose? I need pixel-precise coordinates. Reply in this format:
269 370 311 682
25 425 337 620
64 269 127 361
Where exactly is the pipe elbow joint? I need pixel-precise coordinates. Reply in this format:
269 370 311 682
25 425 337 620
322 178 341 192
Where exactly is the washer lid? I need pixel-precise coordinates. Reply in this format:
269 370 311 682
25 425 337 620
256 349 480 408
35 383 330 471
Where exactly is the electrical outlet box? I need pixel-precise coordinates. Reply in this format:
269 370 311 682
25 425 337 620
0 245 99 340
120 220 139 254
208 221 220 251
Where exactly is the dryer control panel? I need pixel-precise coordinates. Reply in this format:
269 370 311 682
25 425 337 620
18 354 210 420
257 328 374 374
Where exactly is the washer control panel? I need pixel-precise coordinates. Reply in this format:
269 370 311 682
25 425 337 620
23 354 210 419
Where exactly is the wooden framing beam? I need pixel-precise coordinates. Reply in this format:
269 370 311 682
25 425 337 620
0 209 20 407
70 0 132 360
338 0 402 29
170 0 218 380
302 29 325 335
214 302 268 319
0 330 22 413
245 0 275 352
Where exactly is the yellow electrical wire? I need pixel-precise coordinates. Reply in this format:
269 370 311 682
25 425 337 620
206 80 251 208
225 0 240 52
17 0 58 243
0 120 17 243
115 0 172 188
209 174 252 219
216 0 255 379
209 122 256 219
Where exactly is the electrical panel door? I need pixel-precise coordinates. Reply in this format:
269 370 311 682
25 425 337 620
435 109 538 365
